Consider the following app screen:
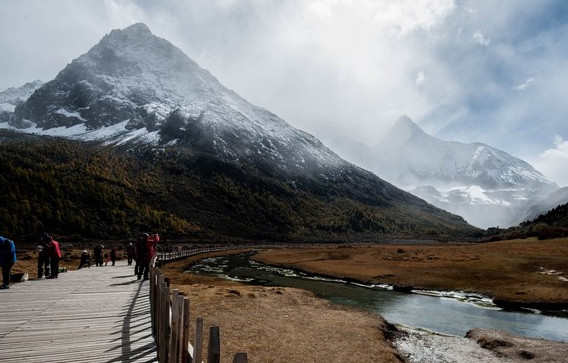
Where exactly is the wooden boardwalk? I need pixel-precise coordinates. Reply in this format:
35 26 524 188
0 262 157 363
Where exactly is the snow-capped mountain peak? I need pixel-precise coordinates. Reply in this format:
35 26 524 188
2 23 345 174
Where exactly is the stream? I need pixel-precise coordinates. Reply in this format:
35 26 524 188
187 253 568 342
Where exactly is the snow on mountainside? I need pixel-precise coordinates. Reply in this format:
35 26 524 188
2 23 342 175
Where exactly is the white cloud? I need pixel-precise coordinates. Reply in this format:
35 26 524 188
416 71 426 85
472 31 491 46
531 136 568 186
514 77 534 91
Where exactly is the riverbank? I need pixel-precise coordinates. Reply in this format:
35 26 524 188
253 238 568 310
161 250 404 362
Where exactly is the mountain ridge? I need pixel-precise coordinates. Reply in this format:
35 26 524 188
0 23 476 241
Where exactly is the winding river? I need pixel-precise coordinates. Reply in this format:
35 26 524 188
188 253 568 342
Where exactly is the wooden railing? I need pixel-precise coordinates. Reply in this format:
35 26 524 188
149 248 248 363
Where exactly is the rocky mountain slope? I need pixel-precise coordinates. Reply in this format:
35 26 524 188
0 24 476 241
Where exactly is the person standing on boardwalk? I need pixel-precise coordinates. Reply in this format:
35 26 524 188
136 233 150 280
78 250 90 269
46 235 62 278
37 239 50 278
94 243 103 267
126 242 135 266
110 247 117 266
143 233 159 280
0 236 16 289
135 234 147 278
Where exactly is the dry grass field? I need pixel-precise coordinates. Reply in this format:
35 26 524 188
254 238 568 307
161 250 403 363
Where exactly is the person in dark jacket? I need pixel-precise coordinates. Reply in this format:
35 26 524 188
94 244 103 267
37 240 50 279
135 233 149 280
46 235 62 278
0 236 16 289
110 247 117 266
78 250 90 269
126 242 135 266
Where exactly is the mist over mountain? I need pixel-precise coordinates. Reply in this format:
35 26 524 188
330 116 559 229
0 24 475 241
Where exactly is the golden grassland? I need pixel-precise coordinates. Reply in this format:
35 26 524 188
254 238 568 307
161 250 403 363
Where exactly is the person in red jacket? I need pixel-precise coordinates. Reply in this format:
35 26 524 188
44 234 62 279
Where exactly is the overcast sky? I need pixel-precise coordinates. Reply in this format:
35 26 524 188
1 0 567 185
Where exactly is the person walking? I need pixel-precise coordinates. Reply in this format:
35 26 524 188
0 236 16 289
46 235 62 278
37 239 50 279
134 234 147 278
136 233 149 280
126 242 135 266
78 250 90 269
110 247 117 266
142 233 159 280
94 244 103 267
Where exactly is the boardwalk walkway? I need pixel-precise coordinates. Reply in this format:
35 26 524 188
0 262 157 363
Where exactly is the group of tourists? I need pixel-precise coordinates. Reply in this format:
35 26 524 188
0 231 159 289
37 233 63 279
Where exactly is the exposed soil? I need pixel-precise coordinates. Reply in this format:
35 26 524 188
161 251 403 363
253 238 568 309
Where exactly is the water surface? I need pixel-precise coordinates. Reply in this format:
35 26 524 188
188 253 568 342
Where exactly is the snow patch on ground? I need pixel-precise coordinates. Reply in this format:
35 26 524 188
55 108 86 121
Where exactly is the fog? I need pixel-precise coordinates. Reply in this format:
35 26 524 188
1 0 567 185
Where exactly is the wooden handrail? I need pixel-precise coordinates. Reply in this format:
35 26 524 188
149 248 248 363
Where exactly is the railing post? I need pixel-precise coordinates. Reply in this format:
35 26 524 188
169 290 180 363
208 326 220 363
181 297 190 363
194 318 203 363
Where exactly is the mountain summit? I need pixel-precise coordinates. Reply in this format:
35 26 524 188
9 23 345 175
0 24 475 240
375 117 557 228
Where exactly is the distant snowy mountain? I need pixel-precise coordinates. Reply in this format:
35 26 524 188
0 23 475 238
0 80 42 116
519 187 568 223
331 116 558 228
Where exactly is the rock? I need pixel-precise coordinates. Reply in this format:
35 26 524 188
466 328 568 362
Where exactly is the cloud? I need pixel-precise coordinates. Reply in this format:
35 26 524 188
0 0 567 162
531 136 568 186
416 71 426 86
513 77 535 91
473 31 491 46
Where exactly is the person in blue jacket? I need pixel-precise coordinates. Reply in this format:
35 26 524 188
0 236 16 289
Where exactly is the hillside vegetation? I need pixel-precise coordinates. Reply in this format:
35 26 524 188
0 132 477 242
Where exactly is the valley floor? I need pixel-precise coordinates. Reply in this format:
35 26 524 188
254 238 568 309
161 250 403 362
